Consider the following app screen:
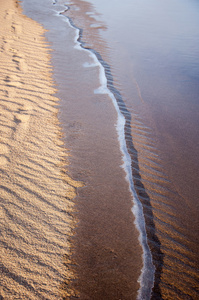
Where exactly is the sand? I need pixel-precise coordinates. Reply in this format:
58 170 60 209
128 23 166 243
63 1 199 299
0 0 145 298
0 0 83 298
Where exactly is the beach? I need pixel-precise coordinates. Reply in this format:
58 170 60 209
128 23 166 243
1 0 199 299
0 0 83 298
0 0 143 299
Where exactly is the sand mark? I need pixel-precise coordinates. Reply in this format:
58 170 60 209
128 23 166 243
13 55 28 72
1 38 13 52
4 74 24 87
0 143 10 166
4 9 15 20
0 1 80 298
11 22 22 35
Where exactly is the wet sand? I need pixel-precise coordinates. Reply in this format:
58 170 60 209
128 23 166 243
64 0 199 299
0 0 143 299
0 0 83 298
3 0 198 298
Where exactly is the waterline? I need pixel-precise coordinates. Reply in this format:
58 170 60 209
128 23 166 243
53 1 155 298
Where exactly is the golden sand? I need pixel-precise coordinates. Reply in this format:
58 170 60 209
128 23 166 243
0 0 83 298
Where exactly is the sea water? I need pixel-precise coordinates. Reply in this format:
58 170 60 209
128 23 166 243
21 0 199 299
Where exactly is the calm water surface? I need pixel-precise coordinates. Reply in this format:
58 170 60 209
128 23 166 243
76 0 199 203
65 0 199 298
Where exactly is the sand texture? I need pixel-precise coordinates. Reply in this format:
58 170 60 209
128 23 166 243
63 1 199 298
0 0 83 298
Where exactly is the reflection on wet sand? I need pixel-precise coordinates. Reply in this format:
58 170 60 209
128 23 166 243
64 0 199 299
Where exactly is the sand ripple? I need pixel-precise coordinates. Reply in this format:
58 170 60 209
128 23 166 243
0 1 82 299
128 111 199 299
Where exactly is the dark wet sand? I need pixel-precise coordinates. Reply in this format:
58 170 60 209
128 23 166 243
18 0 143 298
64 0 199 299
50 17 143 300
2 0 198 299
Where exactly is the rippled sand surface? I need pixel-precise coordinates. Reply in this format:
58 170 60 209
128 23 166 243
20 0 145 298
64 0 199 299
2 0 198 299
0 0 83 298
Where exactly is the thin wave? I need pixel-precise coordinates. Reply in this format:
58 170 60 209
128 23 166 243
52 2 155 299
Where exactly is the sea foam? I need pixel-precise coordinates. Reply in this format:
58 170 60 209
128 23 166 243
52 1 155 298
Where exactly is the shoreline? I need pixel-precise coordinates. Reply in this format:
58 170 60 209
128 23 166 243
20 0 145 298
57 6 155 297
63 1 199 299
2 0 198 299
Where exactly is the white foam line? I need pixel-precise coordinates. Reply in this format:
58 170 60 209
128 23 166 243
52 2 155 299
83 62 98 68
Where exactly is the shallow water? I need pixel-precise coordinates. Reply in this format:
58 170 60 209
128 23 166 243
19 0 199 299
64 0 199 298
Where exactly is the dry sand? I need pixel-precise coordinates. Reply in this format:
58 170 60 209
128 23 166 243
0 0 83 298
